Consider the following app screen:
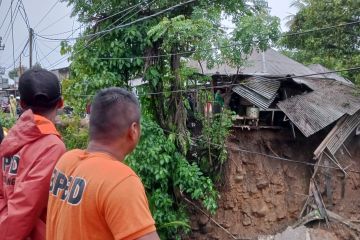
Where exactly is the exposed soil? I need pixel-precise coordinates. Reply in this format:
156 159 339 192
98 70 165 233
188 128 360 240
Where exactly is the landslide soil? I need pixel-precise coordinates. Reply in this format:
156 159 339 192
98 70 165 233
188 129 360 240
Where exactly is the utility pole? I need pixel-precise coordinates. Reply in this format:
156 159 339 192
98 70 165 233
29 28 34 68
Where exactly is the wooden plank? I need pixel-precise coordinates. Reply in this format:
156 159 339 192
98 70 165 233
312 180 330 227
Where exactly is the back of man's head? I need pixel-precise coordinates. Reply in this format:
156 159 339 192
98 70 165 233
89 87 140 143
19 68 62 114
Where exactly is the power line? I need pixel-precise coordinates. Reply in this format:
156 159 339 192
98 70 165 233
36 0 197 41
4 40 28 69
34 37 40 64
139 67 360 96
18 1 30 29
140 121 360 175
43 19 360 69
35 0 124 68
0 0 14 32
36 14 360 43
45 0 154 69
63 67 360 97
37 12 72 34
2 0 21 43
11 0 16 70
36 0 111 36
35 39 52 66
38 1 143 37
285 20 360 37
34 0 59 28
91 21 360 61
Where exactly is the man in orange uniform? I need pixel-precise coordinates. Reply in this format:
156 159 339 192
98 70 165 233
47 87 159 240
0 68 66 240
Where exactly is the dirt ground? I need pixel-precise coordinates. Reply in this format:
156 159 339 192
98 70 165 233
188 128 360 240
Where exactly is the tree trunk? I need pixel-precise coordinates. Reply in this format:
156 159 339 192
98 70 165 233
169 47 188 153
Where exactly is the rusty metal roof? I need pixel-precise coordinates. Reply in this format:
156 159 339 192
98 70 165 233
326 110 360 156
277 80 360 137
232 76 280 109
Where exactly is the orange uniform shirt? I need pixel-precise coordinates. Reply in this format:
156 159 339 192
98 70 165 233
46 150 156 240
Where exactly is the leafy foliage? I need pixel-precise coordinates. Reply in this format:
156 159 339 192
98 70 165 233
57 116 89 149
57 115 218 239
281 0 360 84
193 109 234 181
126 117 217 239
0 112 16 129
60 0 280 238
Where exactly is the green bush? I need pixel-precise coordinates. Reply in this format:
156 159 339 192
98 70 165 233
0 112 16 129
57 116 218 239
57 116 89 150
126 117 218 239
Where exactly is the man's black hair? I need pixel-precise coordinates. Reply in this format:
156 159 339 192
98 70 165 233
89 87 140 142
19 68 61 114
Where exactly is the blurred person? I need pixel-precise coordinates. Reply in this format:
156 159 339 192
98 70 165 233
47 87 159 240
0 69 66 240
9 95 16 118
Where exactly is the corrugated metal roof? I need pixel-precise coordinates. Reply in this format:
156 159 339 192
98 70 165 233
232 77 280 109
242 49 317 76
326 110 360 156
186 59 239 75
186 48 319 76
277 80 360 137
308 64 354 85
243 76 280 99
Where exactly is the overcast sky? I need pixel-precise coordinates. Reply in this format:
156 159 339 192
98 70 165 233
0 0 296 76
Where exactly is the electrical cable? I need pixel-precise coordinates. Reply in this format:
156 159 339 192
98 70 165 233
2 0 21 43
38 1 143 37
18 1 30 29
0 0 14 32
44 0 155 69
36 0 197 41
36 40 52 66
140 120 360 174
34 37 40 64
62 67 360 97
36 0 110 35
36 0 129 67
43 19 360 69
33 0 59 28
11 0 16 70
4 40 28 69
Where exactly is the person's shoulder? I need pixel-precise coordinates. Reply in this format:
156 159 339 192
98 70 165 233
36 134 66 151
102 159 138 180
57 149 83 163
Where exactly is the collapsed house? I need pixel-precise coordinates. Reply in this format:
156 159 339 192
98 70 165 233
186 48 360 239
187 48 359 155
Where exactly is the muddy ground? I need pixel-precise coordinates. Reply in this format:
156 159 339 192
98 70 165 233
188 128 360 240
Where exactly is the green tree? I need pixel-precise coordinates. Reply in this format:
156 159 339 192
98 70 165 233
281 0 360 84
60 0 280 237
8 65 28 79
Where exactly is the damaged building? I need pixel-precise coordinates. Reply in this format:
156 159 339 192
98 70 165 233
186 49 360 240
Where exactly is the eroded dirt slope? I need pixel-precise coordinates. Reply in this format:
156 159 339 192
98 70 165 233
188 129 360 240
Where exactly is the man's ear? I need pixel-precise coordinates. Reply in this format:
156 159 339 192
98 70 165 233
57 98 64 109
129 122 141 142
